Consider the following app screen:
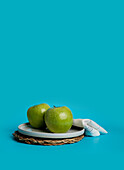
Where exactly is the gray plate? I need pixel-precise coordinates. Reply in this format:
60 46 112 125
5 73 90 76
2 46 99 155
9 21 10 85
18 123 85 139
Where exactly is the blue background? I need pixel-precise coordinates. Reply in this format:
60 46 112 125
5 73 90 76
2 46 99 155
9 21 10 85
0 0 124 169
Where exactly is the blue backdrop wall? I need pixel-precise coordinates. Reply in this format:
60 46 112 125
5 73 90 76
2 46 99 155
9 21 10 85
0 1 124 170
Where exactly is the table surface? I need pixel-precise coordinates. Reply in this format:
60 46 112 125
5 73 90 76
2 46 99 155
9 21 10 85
0 1 124 170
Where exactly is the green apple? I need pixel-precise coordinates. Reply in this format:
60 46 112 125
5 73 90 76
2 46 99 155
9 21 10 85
45 106 73 133
27 103 50 128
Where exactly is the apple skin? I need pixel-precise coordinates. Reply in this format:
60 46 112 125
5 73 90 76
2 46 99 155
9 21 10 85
27 103 50 128
45 106 73 133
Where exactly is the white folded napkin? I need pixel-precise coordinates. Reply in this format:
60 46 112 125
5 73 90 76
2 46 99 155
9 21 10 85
73 119 108 137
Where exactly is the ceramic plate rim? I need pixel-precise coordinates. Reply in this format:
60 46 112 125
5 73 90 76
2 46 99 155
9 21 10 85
18 123 85 139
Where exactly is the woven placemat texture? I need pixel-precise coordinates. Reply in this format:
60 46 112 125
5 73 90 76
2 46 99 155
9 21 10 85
13 131 84 146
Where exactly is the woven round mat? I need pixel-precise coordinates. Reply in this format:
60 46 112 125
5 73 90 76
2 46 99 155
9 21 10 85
13 131 84 146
